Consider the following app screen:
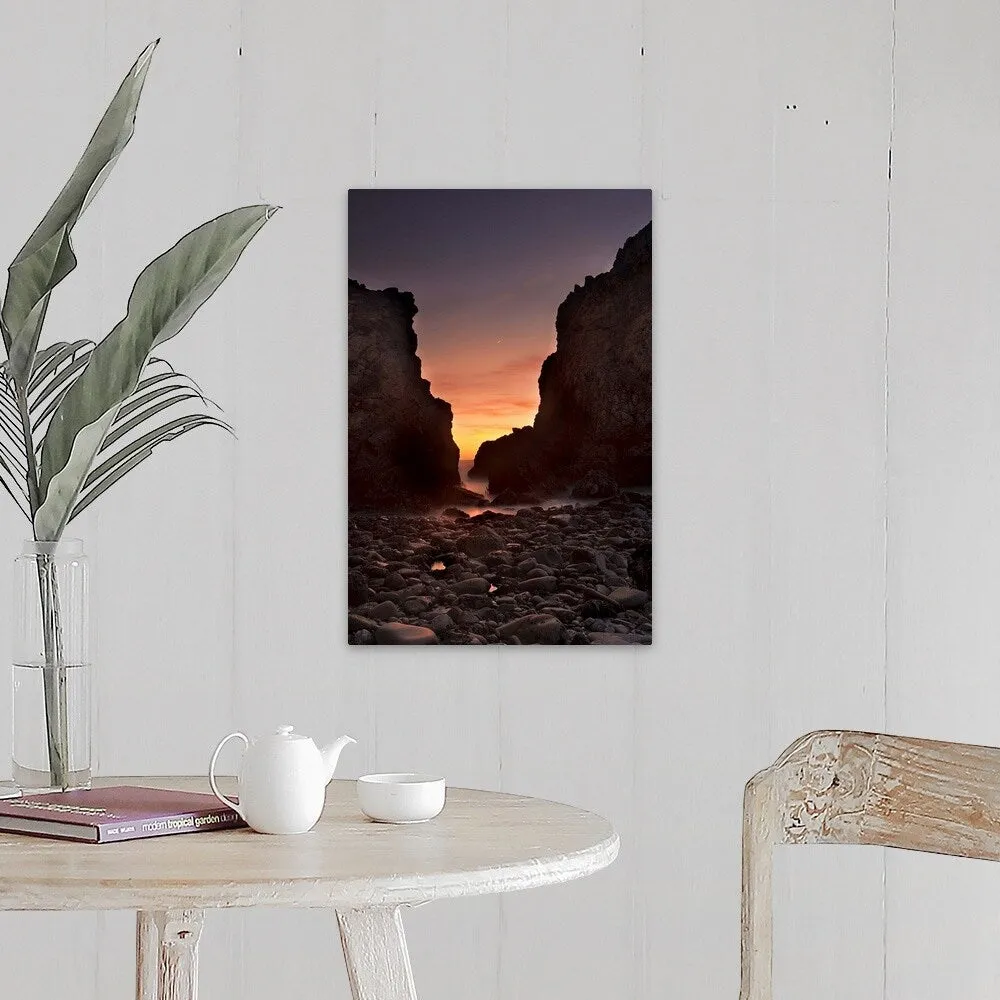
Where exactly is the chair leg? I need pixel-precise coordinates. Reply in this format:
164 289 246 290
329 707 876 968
741 774 776 1000
337 905 419 1000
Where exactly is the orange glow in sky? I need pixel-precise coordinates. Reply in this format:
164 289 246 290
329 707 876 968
421 341 550 459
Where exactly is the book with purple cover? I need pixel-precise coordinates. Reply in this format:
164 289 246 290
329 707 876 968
0 785 246 843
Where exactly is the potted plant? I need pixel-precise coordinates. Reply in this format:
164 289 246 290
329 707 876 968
2 40 276 790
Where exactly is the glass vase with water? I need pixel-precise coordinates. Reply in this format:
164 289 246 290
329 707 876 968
12 538 90 791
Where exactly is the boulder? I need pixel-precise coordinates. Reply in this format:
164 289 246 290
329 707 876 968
459 528 503 558
369 600 402 621
496 613 565 645
348 613 379 633
607 587 649 610
375 623 440 645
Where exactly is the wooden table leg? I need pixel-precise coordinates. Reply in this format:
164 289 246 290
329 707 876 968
337 906 419 1000
136 911 160 1000
135 909 204 1000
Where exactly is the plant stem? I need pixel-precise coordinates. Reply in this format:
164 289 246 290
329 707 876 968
14 383 68 788
36 553 68 788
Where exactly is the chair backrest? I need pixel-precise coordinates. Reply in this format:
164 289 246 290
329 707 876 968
740 730 1000 1000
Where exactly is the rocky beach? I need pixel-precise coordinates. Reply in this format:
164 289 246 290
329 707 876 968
348 490 652 645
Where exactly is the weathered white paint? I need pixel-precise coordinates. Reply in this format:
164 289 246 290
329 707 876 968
338 907 419 1000
0 1 993 998
152 910 203 1000
135 910 158 1000
742 731 1000 1000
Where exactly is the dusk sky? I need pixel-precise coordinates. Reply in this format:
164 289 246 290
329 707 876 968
348 189 652 459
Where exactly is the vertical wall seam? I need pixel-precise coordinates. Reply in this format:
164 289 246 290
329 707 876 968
231 0 245 732
882 3 898 999
502 1 511 181
233 1 246 993
767 104 778 764
92 9 107 960
371 2 383 186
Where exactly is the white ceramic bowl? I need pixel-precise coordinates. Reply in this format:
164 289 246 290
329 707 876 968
357 773 446 824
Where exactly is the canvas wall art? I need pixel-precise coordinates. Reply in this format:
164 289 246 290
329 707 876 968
347 189 652 646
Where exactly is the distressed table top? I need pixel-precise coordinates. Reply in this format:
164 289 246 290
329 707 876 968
0 777 619 911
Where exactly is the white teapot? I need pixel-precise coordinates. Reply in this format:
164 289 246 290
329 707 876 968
209 725 356 834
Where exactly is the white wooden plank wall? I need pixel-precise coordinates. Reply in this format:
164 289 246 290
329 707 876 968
886 2 1000 998
0 2 992 999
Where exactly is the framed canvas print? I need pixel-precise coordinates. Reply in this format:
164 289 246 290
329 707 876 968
348 189 651 646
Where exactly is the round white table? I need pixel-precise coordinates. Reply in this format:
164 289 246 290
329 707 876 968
0 776 619 999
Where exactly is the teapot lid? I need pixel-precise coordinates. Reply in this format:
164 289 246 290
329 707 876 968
271 724 308 741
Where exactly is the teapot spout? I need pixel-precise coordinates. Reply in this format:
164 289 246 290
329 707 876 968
320 735 357 783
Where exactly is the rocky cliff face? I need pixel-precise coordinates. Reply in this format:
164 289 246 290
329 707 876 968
348 280 462 508
470 221 652 494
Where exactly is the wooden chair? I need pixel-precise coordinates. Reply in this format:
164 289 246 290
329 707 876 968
740 729 1000 1000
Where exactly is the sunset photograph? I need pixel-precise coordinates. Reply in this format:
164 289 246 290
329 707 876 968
347 189 652 646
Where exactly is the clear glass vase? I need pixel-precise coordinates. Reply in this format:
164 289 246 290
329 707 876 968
12 538 91 792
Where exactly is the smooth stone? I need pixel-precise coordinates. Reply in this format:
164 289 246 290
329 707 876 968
428 613 454 632
402 596 434 615
459 528 503 558
454 577 491 595
496 613 564 645
383 571 407 591
369 600 402 621
348 613 379 633
550 513 573 527
525 567 551 580
531 545 564 568
349 629 375 645
375 622 439 645
608 587 650 610
587 633 634 645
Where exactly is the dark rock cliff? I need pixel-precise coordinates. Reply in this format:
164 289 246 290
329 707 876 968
470 221 652 494
348 280 463 508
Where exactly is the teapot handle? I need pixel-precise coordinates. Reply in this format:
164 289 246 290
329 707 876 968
209 732 249 822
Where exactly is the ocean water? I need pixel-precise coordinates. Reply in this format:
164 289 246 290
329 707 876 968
458 459 483 491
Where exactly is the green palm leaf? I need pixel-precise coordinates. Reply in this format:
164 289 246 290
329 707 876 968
29 341 95 439
0 381 30 516
34 203 277 540
71 413 231 522
28 339 94 394
2 42 157 385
